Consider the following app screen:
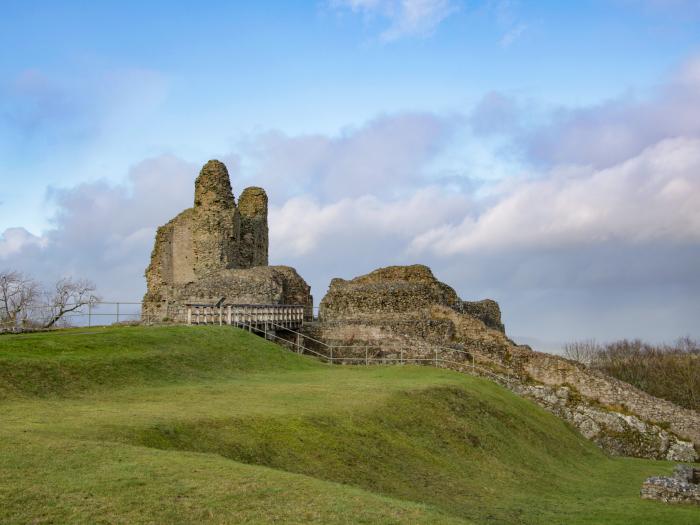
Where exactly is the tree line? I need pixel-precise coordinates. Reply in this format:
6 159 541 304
0 270 100 330
564 338 699 411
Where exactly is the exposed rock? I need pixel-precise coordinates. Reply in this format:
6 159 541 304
311 264 700 461
143 160 311 320
641 464 700 505
513 350 700 448
513 383 697 462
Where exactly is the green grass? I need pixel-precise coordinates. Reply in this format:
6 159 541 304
0 326 698 524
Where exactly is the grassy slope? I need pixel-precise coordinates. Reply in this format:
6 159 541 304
0 326 698 524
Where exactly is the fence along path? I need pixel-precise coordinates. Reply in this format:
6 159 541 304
3 300 512 385
228 316 514 386
0 301 143 331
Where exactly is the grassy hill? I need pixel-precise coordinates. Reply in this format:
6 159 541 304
0 326 698 524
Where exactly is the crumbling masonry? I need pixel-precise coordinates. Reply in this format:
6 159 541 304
140 161 699 463
142 160 312 320
306 264 700 462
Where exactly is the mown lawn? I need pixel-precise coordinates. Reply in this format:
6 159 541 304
0 326 698 524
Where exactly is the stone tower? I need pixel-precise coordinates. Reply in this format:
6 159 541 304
142 160 310 320
237 186 269 268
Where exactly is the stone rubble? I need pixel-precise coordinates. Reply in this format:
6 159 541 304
641 464 700 504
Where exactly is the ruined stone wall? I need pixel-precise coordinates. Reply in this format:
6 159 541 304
144 160 245 295
641 465 700 504
143 160 308 319
458 299 505 332
237 187 268 268
320 265 463 321
301 315 697 461
309 264 700 461
514 350 700 447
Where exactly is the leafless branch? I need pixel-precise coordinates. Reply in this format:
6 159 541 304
0 270 40 327
43 278 101 328
563 339 600 366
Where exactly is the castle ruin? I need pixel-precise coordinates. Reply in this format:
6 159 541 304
142 160 312 320
140 161 699 463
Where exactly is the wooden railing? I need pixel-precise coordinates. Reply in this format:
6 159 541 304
185 303 305 329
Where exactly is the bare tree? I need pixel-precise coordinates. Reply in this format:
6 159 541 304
0 270 40 327
43 278 101 328
584 337 700 410
563 339 600 365
674 335 700 355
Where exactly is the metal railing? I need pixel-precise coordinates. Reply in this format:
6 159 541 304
234 318 514 385
1 300 514 385
0 301 147 331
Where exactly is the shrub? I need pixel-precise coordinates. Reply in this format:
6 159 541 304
565 337 699 410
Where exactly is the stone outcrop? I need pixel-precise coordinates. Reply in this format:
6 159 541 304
515 383 697 462
641 464 700 504
310 264 700 461
512 350 700 450
143 160 311 320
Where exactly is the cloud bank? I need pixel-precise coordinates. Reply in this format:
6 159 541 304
3 55 700 346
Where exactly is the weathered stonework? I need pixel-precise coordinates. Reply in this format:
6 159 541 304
143 160 311 320
237 187 268 268
320 265 503 331
311 264 700 461
513 384 697 462
641 464 700 505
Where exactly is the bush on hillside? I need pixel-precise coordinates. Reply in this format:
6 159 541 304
564 337 700 411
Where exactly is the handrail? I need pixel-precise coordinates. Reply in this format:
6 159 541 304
266 320 511 379
251 319 514 384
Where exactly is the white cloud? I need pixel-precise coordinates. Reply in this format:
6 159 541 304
469 91 520 135
0 155 196 299
0 228 46 259
411 137 700 254
331 0 458 41
270 187 470 256
2 78 700 343
244 112 456 201
524 56 700 168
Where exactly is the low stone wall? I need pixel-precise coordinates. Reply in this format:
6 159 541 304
513 384 697 462
641 464 700 504
310 264 700 462
515 350 700 447
301 319 698 462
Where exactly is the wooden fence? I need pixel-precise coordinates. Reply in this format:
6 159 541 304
186 303 305 330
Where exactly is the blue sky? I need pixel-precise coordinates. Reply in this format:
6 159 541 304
2 0 700 349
